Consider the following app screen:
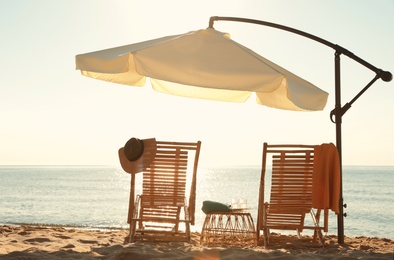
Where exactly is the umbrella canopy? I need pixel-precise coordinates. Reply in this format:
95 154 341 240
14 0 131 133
76 28 328 111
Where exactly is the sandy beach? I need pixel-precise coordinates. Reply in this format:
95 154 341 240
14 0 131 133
0 225 392 259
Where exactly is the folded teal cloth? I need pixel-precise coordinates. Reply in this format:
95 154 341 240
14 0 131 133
201 200 230 214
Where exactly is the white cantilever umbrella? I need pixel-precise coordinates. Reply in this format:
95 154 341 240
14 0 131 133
76 28 328 111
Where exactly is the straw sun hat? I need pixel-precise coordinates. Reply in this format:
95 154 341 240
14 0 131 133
123 137 144 162
119 137 157 174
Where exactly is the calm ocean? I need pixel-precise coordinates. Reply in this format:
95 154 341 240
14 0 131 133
0 165 393 239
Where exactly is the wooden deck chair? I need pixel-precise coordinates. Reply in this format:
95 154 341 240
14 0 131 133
257 143 328 247
127 141 201 242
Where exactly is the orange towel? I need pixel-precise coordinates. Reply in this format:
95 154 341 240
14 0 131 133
312 143 341 214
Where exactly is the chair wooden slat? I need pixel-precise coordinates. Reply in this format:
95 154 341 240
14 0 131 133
127 140 201 242
257 142 328 247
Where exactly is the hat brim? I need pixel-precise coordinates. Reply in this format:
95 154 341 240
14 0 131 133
119 138 157 174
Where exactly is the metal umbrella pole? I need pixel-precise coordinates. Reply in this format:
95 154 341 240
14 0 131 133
209 16 392 244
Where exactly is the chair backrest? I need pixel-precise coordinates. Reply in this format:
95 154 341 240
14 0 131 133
258 143 315 229
141 141 201 224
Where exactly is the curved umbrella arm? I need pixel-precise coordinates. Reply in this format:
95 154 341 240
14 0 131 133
209 16 392 82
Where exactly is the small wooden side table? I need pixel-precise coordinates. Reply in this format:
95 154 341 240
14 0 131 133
200 211 257 246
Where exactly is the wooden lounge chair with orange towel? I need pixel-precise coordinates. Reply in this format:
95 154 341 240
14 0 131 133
257 142 340 247
119 138 201 242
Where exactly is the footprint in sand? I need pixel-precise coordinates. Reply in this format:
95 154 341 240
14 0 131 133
17 231 31 236
24 237 51 243
62 244 76 249
54 234 72 239
78 239 98 244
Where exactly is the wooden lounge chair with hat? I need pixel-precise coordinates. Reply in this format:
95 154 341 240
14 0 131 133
257 143 338 247
119 138 202 242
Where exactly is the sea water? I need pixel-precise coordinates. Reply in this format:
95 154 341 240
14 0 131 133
0 165 393 239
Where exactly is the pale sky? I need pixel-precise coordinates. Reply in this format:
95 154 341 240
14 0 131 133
1 0 393 166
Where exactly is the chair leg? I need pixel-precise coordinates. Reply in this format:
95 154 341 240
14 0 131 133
317 230 324 244
174 207 181 232
262 203 270 247
129 221 137 243
296 229 302 239
310 209 324 245
263 227 269 248
185 222 191 242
